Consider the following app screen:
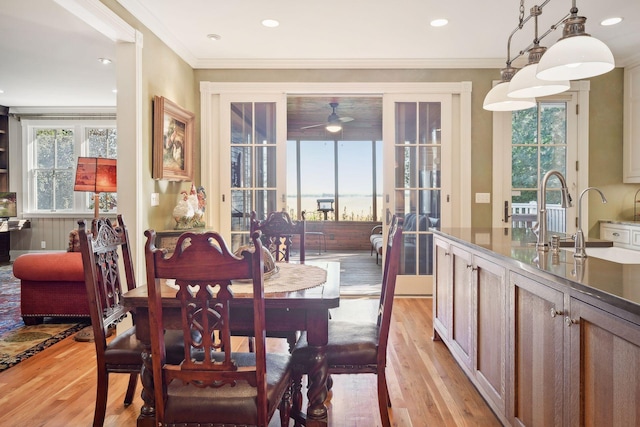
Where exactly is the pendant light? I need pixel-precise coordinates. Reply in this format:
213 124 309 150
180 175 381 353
536 1 615 81
508 7 570 98
483 66 536 111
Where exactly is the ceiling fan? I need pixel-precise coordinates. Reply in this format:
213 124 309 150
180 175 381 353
301 102 354 133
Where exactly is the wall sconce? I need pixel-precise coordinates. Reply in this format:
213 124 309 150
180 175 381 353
74 157 117 218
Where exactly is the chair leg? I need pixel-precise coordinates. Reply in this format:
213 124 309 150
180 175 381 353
93 370 109 427
291 371 306 427
248 336 255 353
279 382 292 427
377 370 392 427
123 372 138 406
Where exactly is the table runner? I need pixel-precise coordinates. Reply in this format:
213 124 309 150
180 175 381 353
164 262 328 295
231 262 328 295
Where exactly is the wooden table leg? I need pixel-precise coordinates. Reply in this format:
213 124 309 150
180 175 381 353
137 348 156 427
305 309 329 426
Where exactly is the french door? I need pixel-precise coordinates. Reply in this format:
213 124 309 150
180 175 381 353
383 94 452 295
492 87 589 235
219 94 287 250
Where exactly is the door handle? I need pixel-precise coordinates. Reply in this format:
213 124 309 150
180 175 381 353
386 208 391 225
504 201 511 223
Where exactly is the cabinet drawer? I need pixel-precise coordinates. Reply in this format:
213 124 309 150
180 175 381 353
600 225 631 245
633 230 640 248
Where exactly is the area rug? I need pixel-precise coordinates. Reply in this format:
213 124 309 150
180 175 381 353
0 264 88 372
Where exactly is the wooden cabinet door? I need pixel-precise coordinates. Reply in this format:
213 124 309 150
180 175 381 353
568 299 640 427
474 255 507 415
433 237 451 341
450 245 473 370
509 273 565 427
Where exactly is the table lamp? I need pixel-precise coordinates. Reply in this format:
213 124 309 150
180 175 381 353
74 157 117 218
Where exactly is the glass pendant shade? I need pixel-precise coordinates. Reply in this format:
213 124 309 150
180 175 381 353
536 35 614 81
508 63 570 98
483 81 536 111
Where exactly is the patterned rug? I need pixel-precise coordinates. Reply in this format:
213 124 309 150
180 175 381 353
0 264 88 372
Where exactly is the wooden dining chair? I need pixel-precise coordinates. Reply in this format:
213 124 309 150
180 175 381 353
251 210 306 262
78 215 186 427
143 229 293 427
248 210 305 352
290 215 403 427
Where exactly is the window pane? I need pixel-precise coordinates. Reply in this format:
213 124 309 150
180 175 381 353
255 103 276 144
54 170 74 210
512 145 538 188
419 102 441 145
35 170 53 210
300 140 334 220
87 128 117 158
57 135 75 169
255 146 276 188
231 189 252 231
35 129 56 169
512 108 537 144
540 103 566 145
231 102 252 144
338 141 373 221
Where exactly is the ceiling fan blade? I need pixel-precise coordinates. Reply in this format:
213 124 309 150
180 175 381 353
339 116 354 123
300 123 325 130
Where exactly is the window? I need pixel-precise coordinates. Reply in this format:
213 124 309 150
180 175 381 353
286 139 382 221
24 120 117 215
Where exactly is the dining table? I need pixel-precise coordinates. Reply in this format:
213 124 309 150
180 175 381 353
122 260 341 427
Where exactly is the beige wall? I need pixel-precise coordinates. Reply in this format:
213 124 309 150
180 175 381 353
102 0 200 233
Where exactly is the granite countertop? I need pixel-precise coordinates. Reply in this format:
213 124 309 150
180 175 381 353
432 227 640 318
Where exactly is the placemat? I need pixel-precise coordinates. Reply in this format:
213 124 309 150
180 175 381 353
231 262 328 295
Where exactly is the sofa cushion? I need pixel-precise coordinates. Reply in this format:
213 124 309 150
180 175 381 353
13 252 85 282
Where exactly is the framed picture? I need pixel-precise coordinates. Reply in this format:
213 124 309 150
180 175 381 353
153 96 195 181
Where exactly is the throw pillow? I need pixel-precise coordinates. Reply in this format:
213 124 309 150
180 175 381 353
68 229 80 252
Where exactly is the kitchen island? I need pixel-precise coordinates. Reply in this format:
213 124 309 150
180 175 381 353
432 227 640 427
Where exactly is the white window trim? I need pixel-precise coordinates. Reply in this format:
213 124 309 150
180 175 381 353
21 118 116 217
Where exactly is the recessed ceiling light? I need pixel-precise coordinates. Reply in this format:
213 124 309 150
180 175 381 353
262 19 280 28
98 57 112 65
112 89 118 94
0 90 4 94
430 18 449 27
601 17 623 26
207 33 222 41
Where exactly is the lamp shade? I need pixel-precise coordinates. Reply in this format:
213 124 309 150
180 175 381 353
483 81 536 111
74 157 117 193
508 63 570 98
536 35 615 81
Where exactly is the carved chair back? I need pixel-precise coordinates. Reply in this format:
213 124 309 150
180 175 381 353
144 229 273 425
78 214 136 346
250 211 305 262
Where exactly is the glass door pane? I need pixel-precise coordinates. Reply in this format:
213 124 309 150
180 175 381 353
229 101 278 250
394 101 442 276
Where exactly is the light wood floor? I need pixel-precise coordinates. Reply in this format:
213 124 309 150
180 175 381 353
0 297 501 427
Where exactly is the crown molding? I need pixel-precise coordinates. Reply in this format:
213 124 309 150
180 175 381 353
193 57 507 70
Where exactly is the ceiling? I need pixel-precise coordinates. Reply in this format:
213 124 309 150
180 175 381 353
0 0 639 110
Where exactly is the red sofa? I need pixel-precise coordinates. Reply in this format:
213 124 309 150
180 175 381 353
13 251 90 325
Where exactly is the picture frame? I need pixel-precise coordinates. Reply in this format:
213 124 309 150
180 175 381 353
153 96 195 181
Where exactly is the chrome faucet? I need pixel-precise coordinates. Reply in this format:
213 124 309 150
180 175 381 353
574 187 607 258
535 170 573 251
